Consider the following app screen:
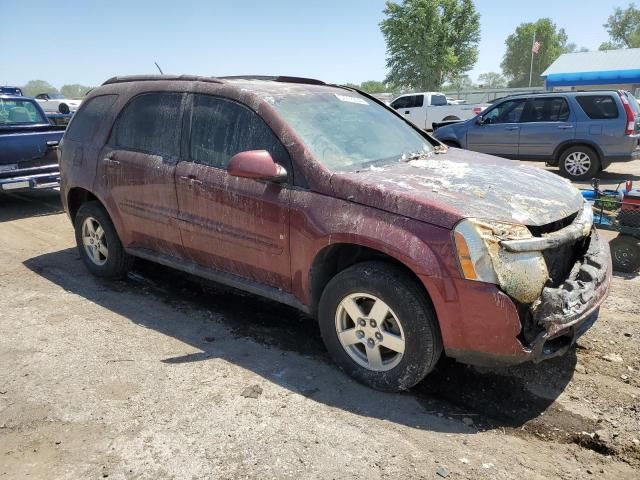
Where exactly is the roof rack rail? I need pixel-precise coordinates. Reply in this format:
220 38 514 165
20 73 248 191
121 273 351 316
102 74 327 87
101 75 223 86
219 75 326 85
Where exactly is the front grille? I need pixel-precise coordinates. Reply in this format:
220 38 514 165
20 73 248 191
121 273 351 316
526 211 590 288
542 236 589 288
528 211 578 237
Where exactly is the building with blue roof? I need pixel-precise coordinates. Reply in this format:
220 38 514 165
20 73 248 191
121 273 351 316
542 48 640 96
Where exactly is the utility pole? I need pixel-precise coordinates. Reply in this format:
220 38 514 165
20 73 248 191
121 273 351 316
528 31 536 88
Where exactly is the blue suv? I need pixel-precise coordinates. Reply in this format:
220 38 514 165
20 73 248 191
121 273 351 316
434 90 640 180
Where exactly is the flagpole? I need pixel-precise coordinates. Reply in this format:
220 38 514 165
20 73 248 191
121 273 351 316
529 31 536 88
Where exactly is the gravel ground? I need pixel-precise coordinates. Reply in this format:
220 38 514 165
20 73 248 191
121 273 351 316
1 160 639 479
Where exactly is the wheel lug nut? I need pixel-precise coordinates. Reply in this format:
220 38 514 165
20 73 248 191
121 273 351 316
369 320 377 328
367 338 374 346
375 332 383 340
356 330 364 339
359 319 366 326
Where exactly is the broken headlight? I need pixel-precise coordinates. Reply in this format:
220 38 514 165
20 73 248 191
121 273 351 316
453 218 549 304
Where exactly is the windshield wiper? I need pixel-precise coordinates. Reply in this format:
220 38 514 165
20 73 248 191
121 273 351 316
401 150 434 162
433 144 448 154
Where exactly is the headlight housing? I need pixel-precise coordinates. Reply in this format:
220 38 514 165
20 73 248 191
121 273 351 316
453 218 549 304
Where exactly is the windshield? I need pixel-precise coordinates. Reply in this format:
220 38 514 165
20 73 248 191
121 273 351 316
46 93 65 99
269 90 433 171
0 98 47 125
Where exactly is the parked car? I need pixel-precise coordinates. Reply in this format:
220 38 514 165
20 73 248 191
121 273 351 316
446 96 466 105
434 90 640 181
0 86 23 96
59 75 611 391
390 92 488 131
0 95 64 191
35 92 82 114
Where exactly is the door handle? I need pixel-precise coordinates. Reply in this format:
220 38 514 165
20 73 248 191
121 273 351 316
179 175 202 187
404 110 410 114
103 156 120 167
505 126 520 131
557 125 574 130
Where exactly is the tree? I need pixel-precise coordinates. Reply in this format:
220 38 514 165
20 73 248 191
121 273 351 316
21 80 58 97
380 0 481 91
443 74 475 91
359 80 389 93
500 18 569 88
477 72 506 88
564 43 589 53
60 84 93 99
600 3 640 49
599 41 621 51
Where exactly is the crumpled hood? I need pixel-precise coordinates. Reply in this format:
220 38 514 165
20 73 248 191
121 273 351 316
329 148 584 229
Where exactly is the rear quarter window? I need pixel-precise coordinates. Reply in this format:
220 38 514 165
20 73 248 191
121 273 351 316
431 94 447 106
576 95 619 119
65 95 118 142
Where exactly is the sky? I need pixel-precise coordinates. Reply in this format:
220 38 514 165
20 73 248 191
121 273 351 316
2 0 616 89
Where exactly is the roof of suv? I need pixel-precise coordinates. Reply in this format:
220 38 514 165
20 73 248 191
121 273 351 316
502 90 623 101
98 74 367 102
102 74 327 87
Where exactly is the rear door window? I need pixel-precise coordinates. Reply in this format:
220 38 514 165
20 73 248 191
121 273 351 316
66 95 118 141
576 95 619 119
189 94 291 172
110 92 183 157
521 97 570 122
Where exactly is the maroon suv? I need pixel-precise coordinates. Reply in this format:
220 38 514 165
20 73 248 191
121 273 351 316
59 75 611 391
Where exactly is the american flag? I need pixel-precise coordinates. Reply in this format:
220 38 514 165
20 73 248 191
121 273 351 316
532 41 542 54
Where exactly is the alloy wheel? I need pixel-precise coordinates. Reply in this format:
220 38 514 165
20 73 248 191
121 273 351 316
334 293 406 371
564 151 592 177
82 216 108 266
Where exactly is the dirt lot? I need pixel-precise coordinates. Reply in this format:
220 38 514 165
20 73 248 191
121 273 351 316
1 160 639 479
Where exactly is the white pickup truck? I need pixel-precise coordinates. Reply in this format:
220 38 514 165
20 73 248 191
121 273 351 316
390 92 488 131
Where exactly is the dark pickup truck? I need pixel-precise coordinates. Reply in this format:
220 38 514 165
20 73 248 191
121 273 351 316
0 95 64 192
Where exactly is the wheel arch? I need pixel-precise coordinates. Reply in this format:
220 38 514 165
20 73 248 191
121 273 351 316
308 242 436 319
553 140 603 166
67 187 100 222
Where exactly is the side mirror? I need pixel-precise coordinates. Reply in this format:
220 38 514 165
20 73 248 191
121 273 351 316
227 150 287 183
476 116 485 125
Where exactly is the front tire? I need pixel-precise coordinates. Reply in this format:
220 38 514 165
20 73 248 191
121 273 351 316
74 201 133 278
58 103 70 114
318 261 442 391
559 146 600 181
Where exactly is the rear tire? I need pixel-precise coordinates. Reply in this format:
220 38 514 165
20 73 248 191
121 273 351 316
610 235 640 273
74 201 133 278
559 146 600 181
318 261 442 392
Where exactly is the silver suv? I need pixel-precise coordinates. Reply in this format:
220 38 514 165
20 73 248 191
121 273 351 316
434 90 640 180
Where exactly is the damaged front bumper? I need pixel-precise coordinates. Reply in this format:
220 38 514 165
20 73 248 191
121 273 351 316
528 229 611 362
443 228 612 367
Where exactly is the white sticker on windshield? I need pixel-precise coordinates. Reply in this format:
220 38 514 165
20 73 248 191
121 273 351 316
335 93 369 106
